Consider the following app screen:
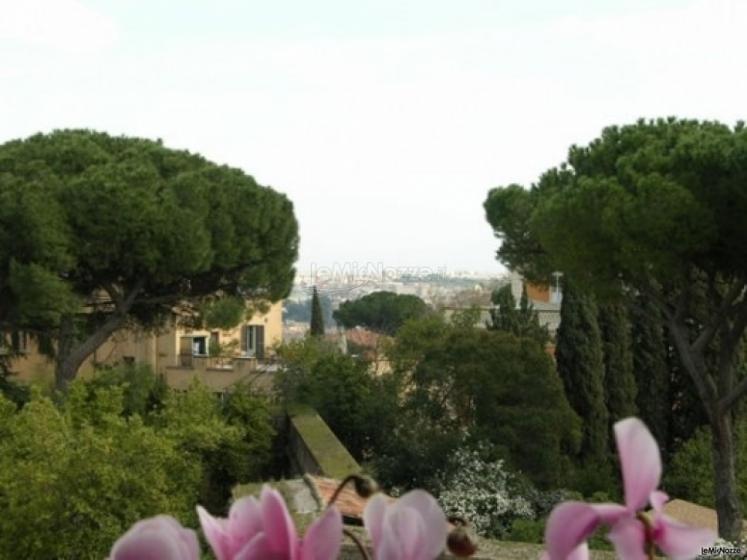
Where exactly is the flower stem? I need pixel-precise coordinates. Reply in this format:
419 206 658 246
636 512 656 560
327 474 378 508
344 528 371 560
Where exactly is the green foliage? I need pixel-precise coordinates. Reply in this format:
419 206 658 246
309 286 325 336
204 385 275 510
484 118 747 539
86 363 168 417
0 370 274 559
0 130 298 382
200 296 247 330
665 415 747 545
597 301 637 425
629 292 671 452
569 461 619 500
276 338 398 461
555 280 609 465
487 284 549 346
665 422 747 511
333 291 431 335
373 417 464 490
484 118 747 292
0 357 29 408
386 315 581 488
0 389 197 560
666 426 719 508
483 183 553 281
507 518 546 544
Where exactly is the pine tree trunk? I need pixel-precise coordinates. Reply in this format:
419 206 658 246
711 411 742 542
54 313 128 391
54 314 76 391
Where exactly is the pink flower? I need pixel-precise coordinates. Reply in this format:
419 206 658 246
108 515 199 560
540 541 590 560
363 489 448 560
544 418 715 560
197 484 343 560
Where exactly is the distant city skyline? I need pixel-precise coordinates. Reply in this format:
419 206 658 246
1 0 745 270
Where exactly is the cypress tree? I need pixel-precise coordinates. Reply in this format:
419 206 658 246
488 285 521 334
629 293 670 452
310 286 325 337
598 301 637 427
488 284 549 347
555 279 609 464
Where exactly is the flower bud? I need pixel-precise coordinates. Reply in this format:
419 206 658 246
353 474 379 498
447 524 478 557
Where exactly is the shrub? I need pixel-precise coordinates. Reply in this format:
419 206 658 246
665 423 747 510
432 444 534 538
0 370 275 559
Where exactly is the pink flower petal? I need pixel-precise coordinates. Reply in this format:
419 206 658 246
396 490 447 559
228 496 265 553
649 490 668 513
607 516 647 560
301 506 343 560
234 533 275 560
568 542 590 560
385 504 428 560
109 515 199 560
590 503 628 526
377 523 408 560
197 506 231 560
545 502 600 560
541 541 589 560
614 418 662 511
260 485 299 557
654 515 716 560
363 494 388 551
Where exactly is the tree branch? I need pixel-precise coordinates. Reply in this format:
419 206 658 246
665 316 718 418
693 282 745 354
101 281 124 310
717 296 747 414
57 278 146 384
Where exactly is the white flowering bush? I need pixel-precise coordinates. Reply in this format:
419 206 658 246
433 444 534 538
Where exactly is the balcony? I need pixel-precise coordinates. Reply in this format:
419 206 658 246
165 354 279 393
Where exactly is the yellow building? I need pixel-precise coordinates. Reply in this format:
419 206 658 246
5 301 284 393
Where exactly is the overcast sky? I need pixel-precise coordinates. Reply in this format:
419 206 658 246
1 0 745 276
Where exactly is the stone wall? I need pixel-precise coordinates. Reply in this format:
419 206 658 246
287 404 361 479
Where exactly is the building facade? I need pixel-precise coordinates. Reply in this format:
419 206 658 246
6 301 283 393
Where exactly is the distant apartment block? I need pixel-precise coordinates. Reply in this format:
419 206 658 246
509 270 562 335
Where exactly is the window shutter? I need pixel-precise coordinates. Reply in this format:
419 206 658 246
256 326 265 360
240 325 248 353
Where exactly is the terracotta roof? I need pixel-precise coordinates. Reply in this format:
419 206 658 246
307 475 393 522
345 327 383 349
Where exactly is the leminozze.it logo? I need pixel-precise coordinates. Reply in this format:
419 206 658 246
699 545 746 558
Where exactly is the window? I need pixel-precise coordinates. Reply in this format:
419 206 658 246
245 326 257 356
179 335 209 358
192 336 208 356
11 331 28 353
0 331 28 355
242 325 265 359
